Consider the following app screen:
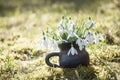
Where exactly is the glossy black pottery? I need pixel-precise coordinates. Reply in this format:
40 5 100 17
45 42 90 68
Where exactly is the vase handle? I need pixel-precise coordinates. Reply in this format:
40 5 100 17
45 52 61 68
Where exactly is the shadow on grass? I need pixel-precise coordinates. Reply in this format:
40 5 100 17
45 0 101 11
0 0 108 16
62 66 97 80
46 66 97 80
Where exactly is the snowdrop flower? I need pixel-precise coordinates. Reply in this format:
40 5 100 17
76 38 84 50
58 17 67 28
94 34 100 44
84 17 95 28
67 31 79 40
51 39 58 51
67 44 78 56
39 16 103 56
85 32 94 44
88 18 95 28
83 38 89 46
98 34 104 41
42 38 49 48
36 37 49 50
67 18 76 31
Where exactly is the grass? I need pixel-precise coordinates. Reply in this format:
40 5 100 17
0 0 120 80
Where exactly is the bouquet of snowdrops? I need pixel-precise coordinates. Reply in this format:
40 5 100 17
37 16 104 55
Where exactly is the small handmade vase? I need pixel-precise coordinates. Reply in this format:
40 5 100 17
45 42 90 68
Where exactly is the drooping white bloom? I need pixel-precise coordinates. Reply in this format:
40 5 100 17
36 38 49 50
43 39 49 48
98 34 104 41
85 32 94 44
83 38 89 46
76 38 84 50
88 19 95 28
84 18 95 28
67 19 75 31
67 31 79 40
84 30 95 45
94 34 99 44
67 46 78 56
51 39 58 51
58 17 67 28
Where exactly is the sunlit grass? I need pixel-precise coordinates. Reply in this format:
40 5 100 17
0 0 120 80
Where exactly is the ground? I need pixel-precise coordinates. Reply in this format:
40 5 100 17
0 0 120 80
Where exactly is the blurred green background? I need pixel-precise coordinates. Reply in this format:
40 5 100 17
0 0 120 80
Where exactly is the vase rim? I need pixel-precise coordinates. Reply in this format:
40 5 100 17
58 41 76 45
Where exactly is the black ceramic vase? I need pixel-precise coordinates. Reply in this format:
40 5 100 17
45 42 90 68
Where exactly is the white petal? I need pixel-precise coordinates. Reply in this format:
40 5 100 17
74 48 78 55
76 39 79 44
99 34 104 41
83 38 89 46
87 34 94 44
79 46 83 51
67 46 78 56
84 19 95 28
36 40 43 50
53 42 58 50
67 49 71 56
76 38 84 48
67 20 75 31
73 32 79 38
58 29 67 34
44 40 48 48
67 35 71 40
71 47 75 55
94 35 99 43
67 32 75 40
89 20 95 27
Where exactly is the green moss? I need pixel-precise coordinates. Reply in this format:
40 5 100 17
0 0 120 80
